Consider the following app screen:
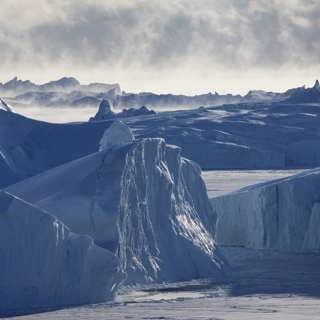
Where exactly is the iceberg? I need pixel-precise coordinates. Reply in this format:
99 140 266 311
0 191 119 316
8 138 225 284
211 168 320 252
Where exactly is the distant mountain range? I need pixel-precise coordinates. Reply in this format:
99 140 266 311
0 76 121 96
1 76 320 109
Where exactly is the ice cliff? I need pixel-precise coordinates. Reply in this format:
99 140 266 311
0 191 118 316
8 138 225 284
211 168 320 253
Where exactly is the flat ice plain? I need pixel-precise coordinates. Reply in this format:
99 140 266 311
202 170 302 198
5 169 320 320
6 246 320 320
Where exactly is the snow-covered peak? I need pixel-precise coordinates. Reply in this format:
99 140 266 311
0 97 13 112
314 79 320 90
99 120 134 151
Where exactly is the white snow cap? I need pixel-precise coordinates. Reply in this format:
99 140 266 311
99 120 134 151
0 98 13 112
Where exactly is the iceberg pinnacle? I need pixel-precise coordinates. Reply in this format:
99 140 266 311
94 99 115 120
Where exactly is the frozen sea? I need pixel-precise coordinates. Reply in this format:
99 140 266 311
4 169 320 320
202 169 303 198
6 245 320 320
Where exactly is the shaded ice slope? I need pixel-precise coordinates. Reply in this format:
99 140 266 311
0 110 115 188
0 191 118 316
123 102 320 169
0 97 13 112
211 168 320 252
2 100 320 180
8 138 225 284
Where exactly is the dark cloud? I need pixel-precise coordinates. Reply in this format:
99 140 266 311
0 0 319 93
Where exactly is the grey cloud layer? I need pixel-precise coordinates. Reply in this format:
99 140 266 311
0 0 319 87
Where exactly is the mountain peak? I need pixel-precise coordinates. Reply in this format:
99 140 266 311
42 77 80 89
9 76 18 83
99 99 113 113
313 79 320 90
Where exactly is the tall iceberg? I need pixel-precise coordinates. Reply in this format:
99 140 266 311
8 138 225 284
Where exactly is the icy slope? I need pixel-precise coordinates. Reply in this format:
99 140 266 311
0 110 116 188
0 97 13 112
211 168 320 252
8 138 225 284
0 191 118 316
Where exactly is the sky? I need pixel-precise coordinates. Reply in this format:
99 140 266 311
0 0 319 95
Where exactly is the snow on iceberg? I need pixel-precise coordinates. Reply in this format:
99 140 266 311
8 138 226 284
211 168 320 252
99 120 134 151
0 191 119 316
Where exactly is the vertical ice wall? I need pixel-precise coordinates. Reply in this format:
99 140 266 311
211 169 320 252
